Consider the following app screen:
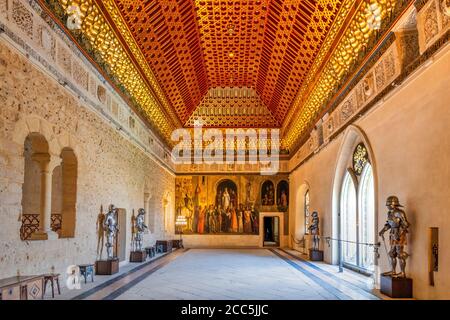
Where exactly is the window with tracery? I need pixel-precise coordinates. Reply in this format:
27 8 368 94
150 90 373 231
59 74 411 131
340 142 375 273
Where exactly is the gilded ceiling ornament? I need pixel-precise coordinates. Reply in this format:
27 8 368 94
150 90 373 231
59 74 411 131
366 2 383 30
66 4 82 30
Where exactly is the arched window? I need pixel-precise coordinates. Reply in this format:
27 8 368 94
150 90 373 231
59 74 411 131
341 171 357 265
359 163 375 271
339 143 374 273
304 190 310 235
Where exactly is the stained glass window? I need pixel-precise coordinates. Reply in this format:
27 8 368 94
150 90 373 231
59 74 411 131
353 143 369 175
304 190 310 235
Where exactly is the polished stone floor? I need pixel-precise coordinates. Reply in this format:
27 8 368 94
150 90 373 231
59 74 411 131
52 248 382 300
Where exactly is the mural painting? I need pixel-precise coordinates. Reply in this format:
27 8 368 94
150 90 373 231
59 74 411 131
175 175 289 235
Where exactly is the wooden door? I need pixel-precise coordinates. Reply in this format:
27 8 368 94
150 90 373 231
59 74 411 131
116 208 127 262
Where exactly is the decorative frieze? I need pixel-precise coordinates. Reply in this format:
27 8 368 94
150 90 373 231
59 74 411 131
11 0 32 38
417 0 450 53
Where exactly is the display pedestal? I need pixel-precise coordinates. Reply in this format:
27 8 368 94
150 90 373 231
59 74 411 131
380 274 413 298
308 249 324 261
95 259 119 275
172 239 184 249
130 250 147 263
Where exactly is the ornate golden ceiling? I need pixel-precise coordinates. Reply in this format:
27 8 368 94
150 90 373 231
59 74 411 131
41 0 404 152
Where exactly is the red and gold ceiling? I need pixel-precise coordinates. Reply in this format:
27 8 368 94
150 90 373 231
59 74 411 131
41 0 403 152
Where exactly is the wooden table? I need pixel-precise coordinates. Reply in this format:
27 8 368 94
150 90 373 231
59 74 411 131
0 275 44 300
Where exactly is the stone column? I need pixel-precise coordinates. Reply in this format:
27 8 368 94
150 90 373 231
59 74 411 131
30 153 60 240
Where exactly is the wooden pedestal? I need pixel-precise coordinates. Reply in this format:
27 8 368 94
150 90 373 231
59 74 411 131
309 249 324 261
172 239 184 249
130 250 147 263
156 240 173 253
380 274 413 298
95 259 119 275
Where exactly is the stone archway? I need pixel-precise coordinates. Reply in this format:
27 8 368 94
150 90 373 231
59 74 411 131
331 125 379 285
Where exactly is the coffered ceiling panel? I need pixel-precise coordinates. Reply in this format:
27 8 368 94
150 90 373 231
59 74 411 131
116 0 208 123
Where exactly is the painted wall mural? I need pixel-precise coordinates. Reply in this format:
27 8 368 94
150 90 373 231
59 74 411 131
175 175 289 235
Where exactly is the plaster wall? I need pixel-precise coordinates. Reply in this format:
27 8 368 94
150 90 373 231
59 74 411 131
289 43 450 299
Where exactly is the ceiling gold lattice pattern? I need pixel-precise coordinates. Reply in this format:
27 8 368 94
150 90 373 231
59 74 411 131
185 87 279 128
41 0 405 152
113 0 344 126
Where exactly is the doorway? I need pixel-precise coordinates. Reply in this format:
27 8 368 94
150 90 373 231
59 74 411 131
116 208 127 262
263 216 280 247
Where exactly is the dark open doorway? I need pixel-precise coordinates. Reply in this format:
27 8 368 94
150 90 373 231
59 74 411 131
263 216 280 247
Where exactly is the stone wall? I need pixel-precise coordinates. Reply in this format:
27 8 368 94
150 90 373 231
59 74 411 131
0 40 175 282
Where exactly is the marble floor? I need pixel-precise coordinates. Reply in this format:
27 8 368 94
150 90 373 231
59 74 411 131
52 248 383 300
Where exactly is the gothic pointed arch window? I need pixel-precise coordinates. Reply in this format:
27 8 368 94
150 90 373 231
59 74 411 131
340 142 375 273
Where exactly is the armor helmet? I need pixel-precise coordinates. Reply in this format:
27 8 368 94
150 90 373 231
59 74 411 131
138 208 145 215
312 211 318 217
386 196 403 207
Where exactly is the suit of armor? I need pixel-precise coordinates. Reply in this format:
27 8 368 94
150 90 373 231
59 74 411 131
308 212 320 251
379 196 410 278
103 204 119 260
134 208 148 251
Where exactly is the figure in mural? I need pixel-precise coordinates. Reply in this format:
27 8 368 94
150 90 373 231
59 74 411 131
193 183 201 207
182 192 194 232
208 207 217 233
231 207 238 233
268 185 274 205
222 187 231 210
261 181 275 206
244 207 252 233
96 208 105 260
280 190 288 207
379 196 410 278
251 205 259 234
193 205 199 234
308 211 320 251
103 204 119 260
245 181 252 205
133 208 148 251
197 206 205 234
237 205 244 233
215 205 221 232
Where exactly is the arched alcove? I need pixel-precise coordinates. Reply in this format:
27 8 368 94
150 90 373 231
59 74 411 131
293 182 310 250
261 180 275 206
21 133 50 240
276 180 289 208
60 147 78 238
215 179 238 209
331 125 378 283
